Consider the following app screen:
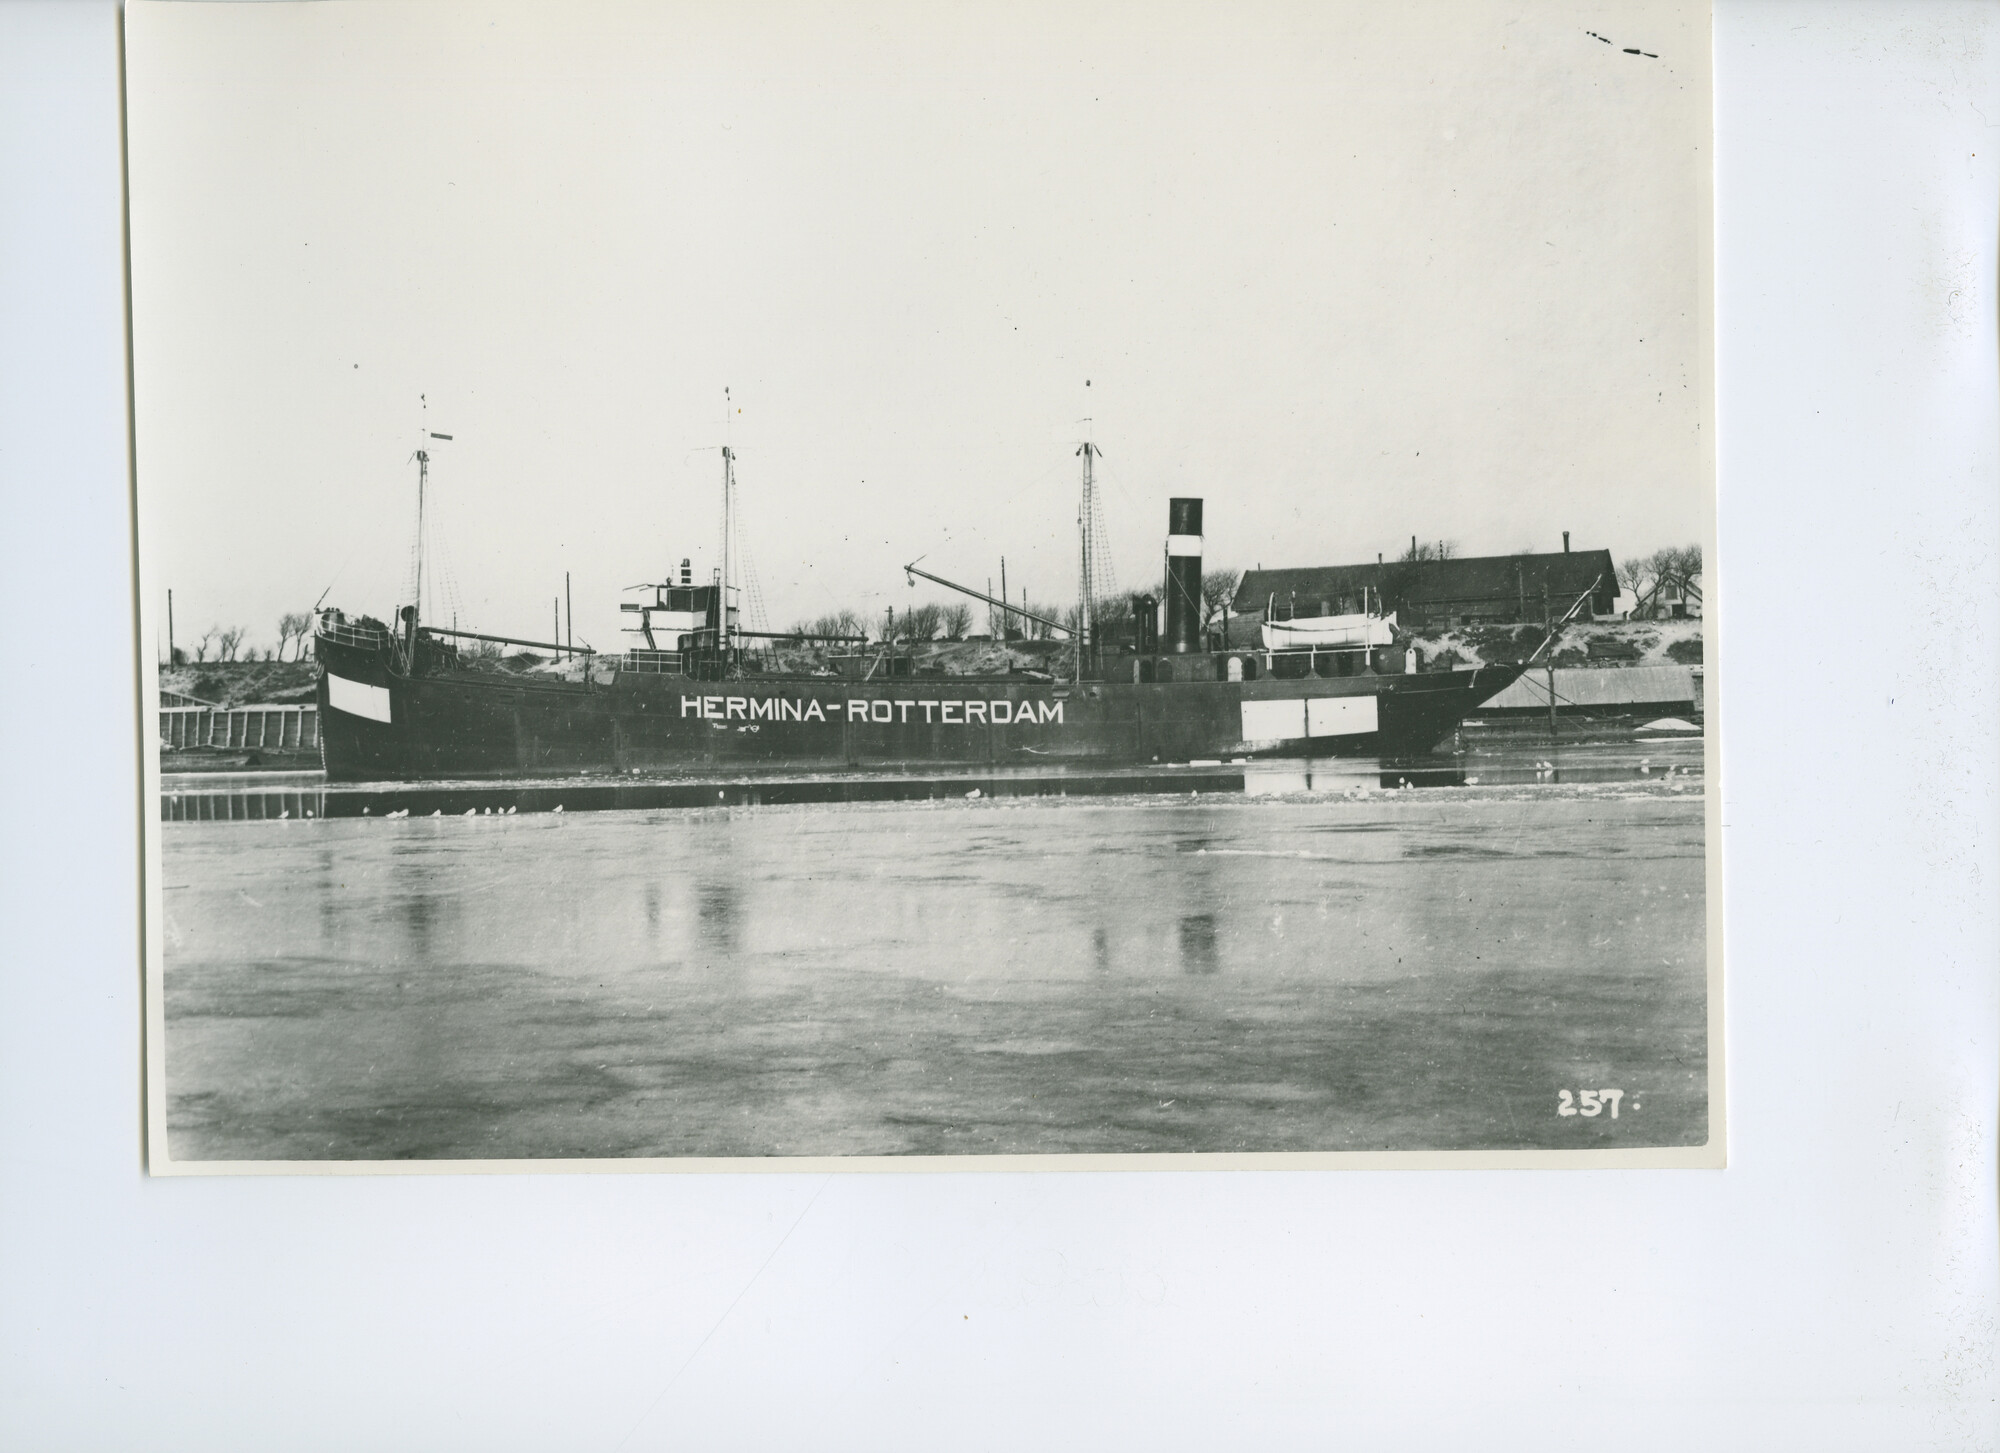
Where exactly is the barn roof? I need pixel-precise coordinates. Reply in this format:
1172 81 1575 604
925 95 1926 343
1233 549 1615 613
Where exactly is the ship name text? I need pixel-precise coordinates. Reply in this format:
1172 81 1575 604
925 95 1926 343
680 695 1064 726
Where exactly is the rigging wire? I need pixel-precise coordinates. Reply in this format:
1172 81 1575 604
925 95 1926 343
1078 431 1120 608
731 479 772 634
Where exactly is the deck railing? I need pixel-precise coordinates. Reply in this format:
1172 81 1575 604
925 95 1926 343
315 615 391 651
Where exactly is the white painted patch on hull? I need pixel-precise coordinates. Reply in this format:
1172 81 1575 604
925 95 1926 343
1307 695 1378 736
327 672 393 724
1239 699 1305 744
1240 694 1379 746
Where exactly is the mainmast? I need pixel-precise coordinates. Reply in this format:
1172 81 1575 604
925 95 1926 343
1076 437 1100 662
720 444 735 657
412 445 428 628
409 395 452 630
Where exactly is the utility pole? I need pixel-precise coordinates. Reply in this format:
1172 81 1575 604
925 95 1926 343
555 597 561 660
999 557 1009 640
565 571 573 660
167 589 174 667
1543 581 1557 742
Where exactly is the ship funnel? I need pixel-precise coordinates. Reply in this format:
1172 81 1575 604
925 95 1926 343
1163 498 1204 654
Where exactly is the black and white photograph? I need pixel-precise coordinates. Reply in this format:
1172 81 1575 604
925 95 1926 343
131 0 1721 1169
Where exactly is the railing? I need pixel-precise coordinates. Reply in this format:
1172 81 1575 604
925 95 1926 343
315 615 391 651
161 704 318 751
618 650 684 675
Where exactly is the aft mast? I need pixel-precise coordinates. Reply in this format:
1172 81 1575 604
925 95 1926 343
721 443 735 660
1075 427 1115 677
412 399 429 632
403 396 453 661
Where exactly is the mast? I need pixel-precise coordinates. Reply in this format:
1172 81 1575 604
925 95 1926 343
410 396 453 629
1076 436 1099 663
720 444 735 657
412 436 427 630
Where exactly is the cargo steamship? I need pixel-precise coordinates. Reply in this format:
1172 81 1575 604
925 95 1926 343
313 434 1542 781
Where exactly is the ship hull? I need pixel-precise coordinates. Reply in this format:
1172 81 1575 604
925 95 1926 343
314 637 1523 782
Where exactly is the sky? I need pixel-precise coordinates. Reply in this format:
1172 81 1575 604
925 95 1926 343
128 0 1711 658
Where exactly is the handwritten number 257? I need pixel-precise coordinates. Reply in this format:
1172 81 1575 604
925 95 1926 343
1557 1089 1624 1119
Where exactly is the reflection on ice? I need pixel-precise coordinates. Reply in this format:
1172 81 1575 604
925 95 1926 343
160 735 1704 822
159 773 1710 1159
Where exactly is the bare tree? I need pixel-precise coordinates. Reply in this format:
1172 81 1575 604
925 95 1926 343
1400 539 1459 563
900 602 945 642
194 627 217 663
1647 544 1702 592
1618 556 1655 596
1199 568 1241 632
1620 544 1704 616
276 610 312 661
939 602 973 640
215 625 247 662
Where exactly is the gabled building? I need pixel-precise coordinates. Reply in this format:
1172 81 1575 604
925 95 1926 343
1233 545 1618 630
1630 571 1702 620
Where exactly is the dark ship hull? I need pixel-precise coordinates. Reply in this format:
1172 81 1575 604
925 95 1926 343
314 631 1523 782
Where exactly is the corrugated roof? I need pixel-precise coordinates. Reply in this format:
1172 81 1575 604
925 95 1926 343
1234 550 1615 614
1478 664 1694 710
